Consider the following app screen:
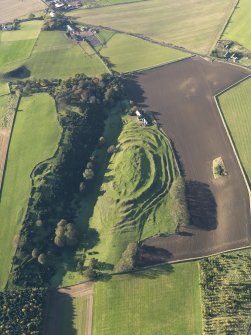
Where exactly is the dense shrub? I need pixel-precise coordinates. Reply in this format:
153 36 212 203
11 74 124 287
0 288 47 335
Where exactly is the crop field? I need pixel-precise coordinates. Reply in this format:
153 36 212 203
125 57 251 263
70 0 236 54
223 0 251 51
98 33 188 73
84 118 177 265
218 77 251 184
3 31 108 79
0 20 42 71
93 262 202 335
0 93 61 290
0 0 45 24
201 249 251 334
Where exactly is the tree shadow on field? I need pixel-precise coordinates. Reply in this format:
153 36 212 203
130 263 174 280
137 245 173 266
123 74 147 106
43 291 76 335
186 180 217 230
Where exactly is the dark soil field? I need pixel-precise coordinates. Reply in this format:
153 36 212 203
124 56 251 262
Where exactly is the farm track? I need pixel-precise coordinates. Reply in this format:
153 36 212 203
124 56 251 263
44 282 94 335
0 128 10 188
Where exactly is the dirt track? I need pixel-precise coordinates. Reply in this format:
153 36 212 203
0 0 45 24
44 282 94 335
0 128 10 188
124 56 251 262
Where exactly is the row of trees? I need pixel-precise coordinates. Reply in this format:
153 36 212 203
11 74 124 288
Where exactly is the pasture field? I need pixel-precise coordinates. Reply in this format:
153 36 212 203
93 262 202 335
0 81 9 96
0 0 45 24
0 93 61 290
0 20 42 71
98 33 188 73
218 78 251 184
70 0 236 54
3 31 108 79
223 0 251 51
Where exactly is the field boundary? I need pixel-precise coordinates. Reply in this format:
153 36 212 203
209 0 240 55
214 74 251 212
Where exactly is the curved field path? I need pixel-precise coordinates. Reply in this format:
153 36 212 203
124 56 251 263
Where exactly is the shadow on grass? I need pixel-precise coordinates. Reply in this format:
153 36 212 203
43 291 76 335
129 264 173 280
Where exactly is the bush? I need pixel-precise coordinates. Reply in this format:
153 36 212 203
115 242 138 273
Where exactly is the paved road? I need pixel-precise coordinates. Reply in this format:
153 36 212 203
124 56 251 262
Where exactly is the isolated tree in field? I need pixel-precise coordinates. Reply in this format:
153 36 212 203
83 168 94 180
107 145 117 154
79 181 86 193
54 220 78 247
98 136 105 146
32 248 40 259
38 253 47 265
84 258 98 280
86 161 93 169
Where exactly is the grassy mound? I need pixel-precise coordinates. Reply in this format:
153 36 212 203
93 262 202 335
0 93 61 289
87 118 177 265
218 78 251 184
98 32 188 73
70 0 236 54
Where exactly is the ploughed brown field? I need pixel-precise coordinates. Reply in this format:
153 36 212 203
0 0 45 24
0 128 10 190
124 56 251 262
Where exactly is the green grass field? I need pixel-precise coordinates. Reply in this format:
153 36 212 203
0 20 42 71
98 33 188 73
223 0 251 51
3 31 108 79
70 0 236 54
93 262 202 335
0 93 61 290
218 78 251 184
0 81 9 96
